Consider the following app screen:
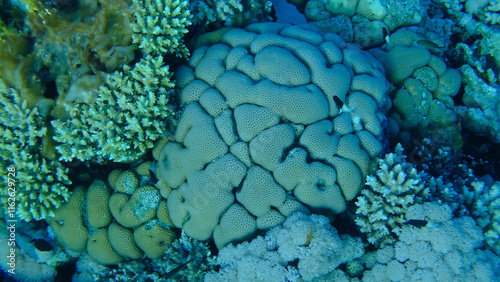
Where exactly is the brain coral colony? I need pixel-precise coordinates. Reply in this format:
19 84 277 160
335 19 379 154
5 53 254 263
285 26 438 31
1 0 500 281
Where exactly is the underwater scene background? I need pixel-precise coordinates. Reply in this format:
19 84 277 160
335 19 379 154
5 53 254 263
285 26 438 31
0 0 499 281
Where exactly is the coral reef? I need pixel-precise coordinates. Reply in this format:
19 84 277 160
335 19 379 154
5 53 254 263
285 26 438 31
1 0 500 280
425 0 500 143
154 22 390 248
456 64 500 143
206 212 364 281
85 232 215 281
0 80 70 221
52 56 177 163
361 202 500 281
302 0 424 48
357 143 500 255
24 0 136 79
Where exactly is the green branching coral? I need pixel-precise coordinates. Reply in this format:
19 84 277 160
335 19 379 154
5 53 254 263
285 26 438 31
131 0 192 57
52 56 177 163
0 80 70 221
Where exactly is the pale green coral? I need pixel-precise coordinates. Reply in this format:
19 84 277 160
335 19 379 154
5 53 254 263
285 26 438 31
370 30 463 149
456 64 500 143
52 56 176 163
155 23 389 248
355 144 429 246
189 0 273 28
431 0 500 143
0 80 70 221
131 0 192 58
303 0 423 48
467 179 500 255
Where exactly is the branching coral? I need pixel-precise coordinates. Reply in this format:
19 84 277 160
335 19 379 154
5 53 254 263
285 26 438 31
131 0 192 58
355 144 429 246
466 179 500 255
52 56 177 163
0 80 70 221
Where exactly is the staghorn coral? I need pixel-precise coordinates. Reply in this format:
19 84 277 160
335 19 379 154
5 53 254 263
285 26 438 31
52 55 177 163
154 22 390 248
0 79 70 222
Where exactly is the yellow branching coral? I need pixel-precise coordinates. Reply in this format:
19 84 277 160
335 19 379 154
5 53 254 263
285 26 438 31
52 56 177 163
0 79 70 221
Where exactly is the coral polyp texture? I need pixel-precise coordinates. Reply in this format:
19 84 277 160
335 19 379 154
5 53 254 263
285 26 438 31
47 167 178 266
303 0 423 48
153 22 390 248
206 212 364 281
52 56 177 163
361 202 500 281
369 30 463 149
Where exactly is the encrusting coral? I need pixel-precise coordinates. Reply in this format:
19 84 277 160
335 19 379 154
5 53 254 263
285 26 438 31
206 212 364 281
154 22 390 248
52 56 177 163
302 0 424 48
361 202 500 281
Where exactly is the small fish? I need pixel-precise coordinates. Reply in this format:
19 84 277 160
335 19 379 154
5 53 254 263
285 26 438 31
382 27 389 39
163 260 192 279
333 96 344 110
406 219 428 228
383 27 391 45
416 39 441 50
31 238 54 252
